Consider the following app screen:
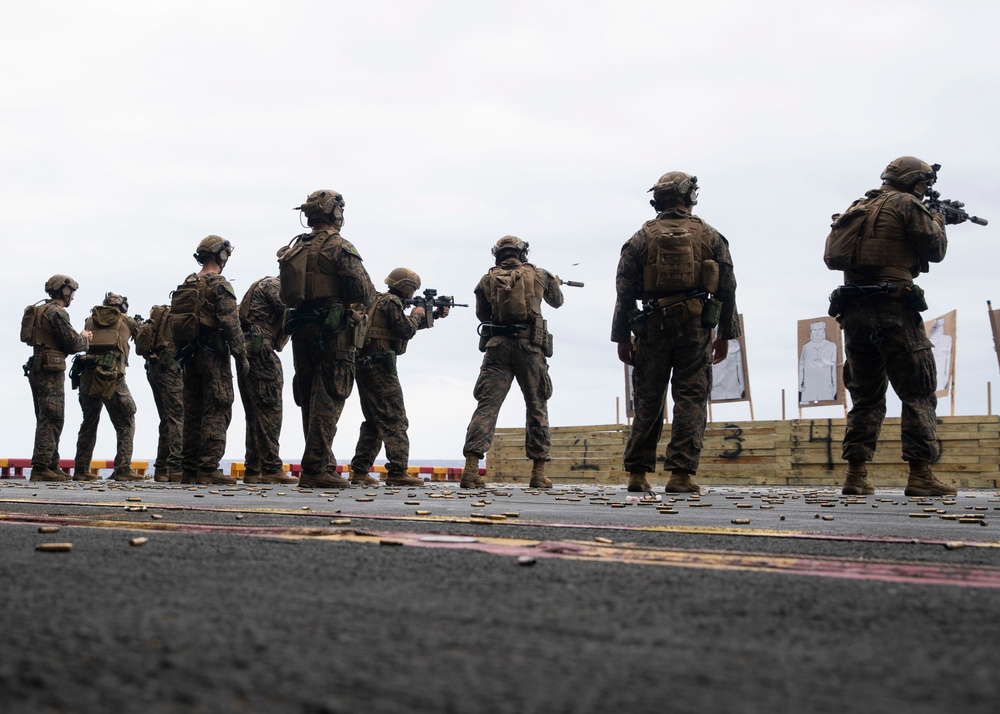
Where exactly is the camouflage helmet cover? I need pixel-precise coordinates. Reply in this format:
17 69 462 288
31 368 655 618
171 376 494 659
491 235 529 259
44 274 79 296
294 190 345 216
384 267 421 298
880 156 938 187
649 171 698 203
103 292 129 313
194 235 234 264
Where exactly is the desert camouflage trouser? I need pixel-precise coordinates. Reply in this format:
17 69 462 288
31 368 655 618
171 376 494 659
463 337 553 460
29 356 66 472
181 347 234 476
290 323 355 477
841 298 938 462
74 366 136 476
237 343 284 475
623 319 713 475
146 356 183 475
350 356 409 477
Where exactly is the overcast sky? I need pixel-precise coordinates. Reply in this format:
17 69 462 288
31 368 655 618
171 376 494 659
2 0 998 467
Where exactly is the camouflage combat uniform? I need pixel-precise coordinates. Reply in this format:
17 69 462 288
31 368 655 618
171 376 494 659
27 302 90 474
178 273 246 477
144 345 183 478
612 206 739 475
74 311 139 477
237 277 287 478
350 292 424 479
462 258 564 461
838 187 947 463
282 229 375 479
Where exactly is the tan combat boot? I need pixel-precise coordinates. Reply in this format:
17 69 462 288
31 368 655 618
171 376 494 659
153 472 173 483
664 470 701 494
841 460 874 495
243 472 262 484
73 471 100 482
259 471 299 485
195 470 235 485
30 467 67 482
627 472 652 492
350 470 379 487
114 470 147 482
460 455 485 489
298 471 351 489
386 473 424 487
904 460 957 497
528 459 552 489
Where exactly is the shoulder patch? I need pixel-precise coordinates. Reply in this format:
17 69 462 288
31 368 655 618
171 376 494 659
341 240 363 260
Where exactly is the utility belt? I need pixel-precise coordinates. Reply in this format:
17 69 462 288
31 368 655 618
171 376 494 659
628 290 721 335
30 346 67 374
244 330 275 353
828 281 927 319
477 315 553 357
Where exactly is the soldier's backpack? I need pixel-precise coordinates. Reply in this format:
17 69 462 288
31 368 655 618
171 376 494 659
641 216 718 293
824 191 893 270
135 305 172 357
169 277 209 344
88 306 127 352
487 263 540 324
19 301 44 345
276 230 343 307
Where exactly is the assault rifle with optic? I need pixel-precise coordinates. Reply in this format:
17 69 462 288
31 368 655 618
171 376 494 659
924 189 988 226
404 288 469 327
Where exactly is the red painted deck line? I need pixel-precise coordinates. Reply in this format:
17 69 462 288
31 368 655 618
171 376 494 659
3 513 1000 589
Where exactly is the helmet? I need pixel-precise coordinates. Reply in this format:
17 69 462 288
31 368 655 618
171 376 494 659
880 156 939 188
648 172 698 205
491 235 529 260
103 292 128 313
294 190 345 216
384 267 421 298
193 235 234 265
44 274 79 297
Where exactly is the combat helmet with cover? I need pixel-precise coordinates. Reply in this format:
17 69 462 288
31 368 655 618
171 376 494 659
194 235 235 267
294 189 346 228
491 235 529 262
384 267 421 299
45 274 80 299
880 156 938 194
648 171 699 208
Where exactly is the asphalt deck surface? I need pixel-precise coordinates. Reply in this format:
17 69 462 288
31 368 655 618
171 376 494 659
2 477 999 714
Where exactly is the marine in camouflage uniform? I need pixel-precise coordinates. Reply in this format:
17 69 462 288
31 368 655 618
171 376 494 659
237 276 296 485
175 236 248 485
279 190 375 489
350 268 447 488
24 275 91 481
461 236 564 489
143 326 184 483
830 156 962 497
73 293 143 481
612 172 739 494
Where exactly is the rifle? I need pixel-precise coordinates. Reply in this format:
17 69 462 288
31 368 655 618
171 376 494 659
925 189 988 226
555 276 585 287
403 288 468 327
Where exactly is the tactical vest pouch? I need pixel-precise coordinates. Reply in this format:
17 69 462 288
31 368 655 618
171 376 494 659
701 297 722 328
701 260 720 294
543 332 553 358
89 353 118 400
651 297 703 330
20 304 38 345
170 280 209 344
88 306 122 352
323 303 346 334
644 224 697 292
136 305 171 358
40 350 66 373
628 308 648 338
902 283 928 312
69 355 84 390
488 265 537 324
824 192 892 270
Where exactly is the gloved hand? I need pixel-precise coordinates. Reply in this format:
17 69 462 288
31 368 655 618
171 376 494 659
941 199 967 225
236 354 250 377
